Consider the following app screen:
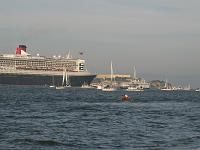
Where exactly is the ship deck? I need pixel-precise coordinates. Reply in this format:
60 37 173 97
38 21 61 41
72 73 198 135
0 69 94 76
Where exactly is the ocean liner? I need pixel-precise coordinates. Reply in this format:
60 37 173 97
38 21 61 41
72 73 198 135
0 45 96 86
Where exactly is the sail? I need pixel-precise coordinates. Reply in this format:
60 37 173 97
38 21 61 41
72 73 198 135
65 72 68 85
111 61 113 83
101 61 116 91
133 66 136 79
188 84 191 90
65 72 70 86
62 67 66 86
164 79 168 88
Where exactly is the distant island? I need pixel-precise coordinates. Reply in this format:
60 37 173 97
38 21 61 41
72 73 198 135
93 74 173 90
150 80 172 89
92 71 194 91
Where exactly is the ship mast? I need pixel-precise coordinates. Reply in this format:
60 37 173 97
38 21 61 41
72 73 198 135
62 67 66 86
165 79 168 88
111 61 113 83
133 66 136 79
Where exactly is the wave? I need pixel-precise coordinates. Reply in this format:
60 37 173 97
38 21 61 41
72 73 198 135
12 138 67 146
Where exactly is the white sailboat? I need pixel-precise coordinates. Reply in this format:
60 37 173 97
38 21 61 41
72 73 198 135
81 82 94 88
65 72 71 87
133 66 136 79
49 76 55 88
130 66 150 89
96 85 103 90
56 67 67 89
161 79 173 91
183 84 191 91
126 66 144 91
102 61 117 92
126 86 144 91
195 88 200 92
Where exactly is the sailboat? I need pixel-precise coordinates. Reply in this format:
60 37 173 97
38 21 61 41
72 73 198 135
49 76 55 88
81 82 94 88
102 61 117 91
161 79 173 91
126 66 144 91
65 72 71 87
56 67 67 89
195 88 200 92
133 66 136 80
96 84 103 90
126 86 144 91
183 84 191 91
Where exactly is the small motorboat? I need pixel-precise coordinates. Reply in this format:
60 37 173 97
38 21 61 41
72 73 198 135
96 85 103 90
49 85 55 88
55 86 66 90
102 87 117 92
81 82 94 89
195 88 200 92
126 86 144 91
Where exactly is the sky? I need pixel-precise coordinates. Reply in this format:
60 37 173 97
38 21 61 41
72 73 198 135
0 0 200 87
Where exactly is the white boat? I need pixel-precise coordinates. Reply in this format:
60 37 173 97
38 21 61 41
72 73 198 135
161 79 173 91
172 86 183 91
81 82 94 88
102 61 117 92
161 88 173 91
124 66 150 89
56 67 70 89
183 84 191 91
49 76 55 88
126 86 144 91
55 86 65 90
49 85 55 88
65 72 71 87
195 88 200 92
96 85 103 90
102 87 116 92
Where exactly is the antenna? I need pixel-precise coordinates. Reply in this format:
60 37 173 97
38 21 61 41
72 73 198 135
66 50 71 59
111 61 113 83
133 66 136 79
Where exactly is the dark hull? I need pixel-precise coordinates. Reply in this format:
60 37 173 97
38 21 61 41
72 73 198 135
0 74 96 87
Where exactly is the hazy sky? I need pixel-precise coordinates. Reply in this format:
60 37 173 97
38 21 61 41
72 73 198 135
0 0 200 87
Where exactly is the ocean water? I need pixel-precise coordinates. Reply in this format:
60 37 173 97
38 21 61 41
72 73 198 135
0 85 200 150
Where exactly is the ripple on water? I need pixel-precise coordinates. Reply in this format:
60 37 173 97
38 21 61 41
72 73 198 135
0 86 200 150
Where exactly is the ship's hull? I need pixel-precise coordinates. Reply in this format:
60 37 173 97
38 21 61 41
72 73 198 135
0 73 96 87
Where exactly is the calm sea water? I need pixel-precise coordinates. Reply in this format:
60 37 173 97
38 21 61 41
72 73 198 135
0 85 200 150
